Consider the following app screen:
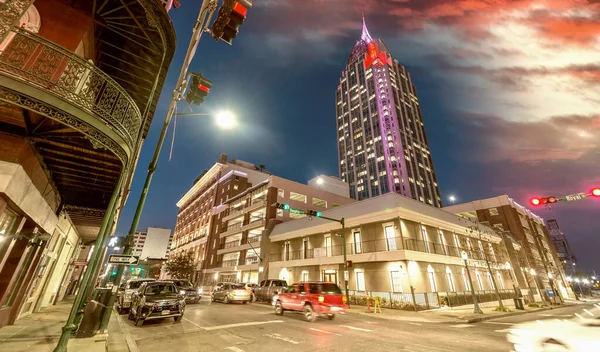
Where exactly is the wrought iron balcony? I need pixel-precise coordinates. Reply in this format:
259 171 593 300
0 27 142 151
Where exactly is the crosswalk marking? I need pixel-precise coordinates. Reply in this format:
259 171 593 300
264 333 301 345
594 303 600 310
450 324 474 328
583 309 594 317
342 325 373 332
408 322 422 326
203 320 284 331
539 314 572 317
309 328 343 336
574 313 585 321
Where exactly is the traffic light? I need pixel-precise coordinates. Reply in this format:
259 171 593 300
305 210 322 217
592 188 600 197
272 203 290 211
345 260 353 268
185 73 212 106
530 196 558 206
211 0 252 45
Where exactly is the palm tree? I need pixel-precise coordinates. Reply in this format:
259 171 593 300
258 164 266 172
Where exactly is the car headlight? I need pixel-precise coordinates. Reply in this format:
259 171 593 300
198 288 203 295
180 290 186 295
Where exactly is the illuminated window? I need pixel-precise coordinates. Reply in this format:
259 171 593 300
312 197 327 207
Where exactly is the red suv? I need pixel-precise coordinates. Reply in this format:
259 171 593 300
271 281 348 322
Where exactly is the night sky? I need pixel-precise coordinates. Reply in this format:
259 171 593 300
116 0 600 272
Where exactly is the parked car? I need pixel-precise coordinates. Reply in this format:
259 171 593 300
166 279 201 304
115 278 155 314
128 281 186 326
211 283 251 304
507 316 600 351
272 281 348 322
254 279 287 302
239 282 258 301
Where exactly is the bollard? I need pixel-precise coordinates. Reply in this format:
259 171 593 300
367 292 371 313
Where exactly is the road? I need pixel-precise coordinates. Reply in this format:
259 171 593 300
115 299 600 352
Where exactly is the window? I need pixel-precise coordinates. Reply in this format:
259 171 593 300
312 197 327 207
356 271 366 291
487 273 495 289
453 234 461 249
325 235 332 257
488 243 496 261
496 272 505 289
446 271 455 292
462 269 470 291
390 271 403 292
278 189 284 198
489 208 499 216
302 238 308 259
353 231 362 254
428 272 437 292
289 212 306 219
290 192 307 203
476 271 484 290
494 223 504 231
421 226 430 253
233 184 239 190
384 225 396 251
438 231 447 255
302 272 309 282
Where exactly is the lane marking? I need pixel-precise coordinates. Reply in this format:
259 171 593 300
203 320 284 331
183 317 203 328
450 324 474 328
309 328 343 336
224 347 245 352
342 325 373 332
574 313 585 321
264 333 301 345
583 309 594 317
594 303 600 309
408 322 422 326
483 322 513 325
538 314 573 317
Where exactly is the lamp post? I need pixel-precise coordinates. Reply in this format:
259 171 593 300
462 250 483 314
530 268 544 304
505 262 519 298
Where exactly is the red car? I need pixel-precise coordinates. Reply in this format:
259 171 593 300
271 281 348 322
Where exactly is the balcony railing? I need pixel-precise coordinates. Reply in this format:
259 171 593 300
222 222 242 234
269 237 502 263
245 257 260 265
219 240 241 250
219 259 242 267
0 27 142 148
247 236 260 244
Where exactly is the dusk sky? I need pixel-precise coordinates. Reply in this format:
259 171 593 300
116 0 600 272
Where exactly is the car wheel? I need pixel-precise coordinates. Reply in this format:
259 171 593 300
327 314 335 320
303 304 317 322
274 301 284 316
223 295 230 304
540 339 569 352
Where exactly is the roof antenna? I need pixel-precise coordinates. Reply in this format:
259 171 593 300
360 12 373 43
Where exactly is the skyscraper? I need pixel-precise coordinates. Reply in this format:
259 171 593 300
336 17 442 207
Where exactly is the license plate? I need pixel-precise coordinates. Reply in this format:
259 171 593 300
162 310 170 315
331 307 342 311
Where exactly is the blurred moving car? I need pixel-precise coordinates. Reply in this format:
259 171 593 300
128 281 186 326
507 316 600 351
211 283 251 304
272 281 348 322
167 279 201 304
254 279 287 302
115 278 155 314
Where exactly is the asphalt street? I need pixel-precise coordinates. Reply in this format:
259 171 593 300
115 299 600 352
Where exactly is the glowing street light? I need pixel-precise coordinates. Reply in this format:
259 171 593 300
449 195 456 204
215 110 236 129
316 178 324 185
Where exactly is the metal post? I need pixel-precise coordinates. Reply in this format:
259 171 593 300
463 258 483 314
341 218 349 305
111 0 216 289
54 173 124 352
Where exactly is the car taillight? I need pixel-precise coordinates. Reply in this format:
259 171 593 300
342 296 347 303
318 296 324 303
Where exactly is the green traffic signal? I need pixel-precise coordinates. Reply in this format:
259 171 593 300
316 211 322 217
283 204 290 210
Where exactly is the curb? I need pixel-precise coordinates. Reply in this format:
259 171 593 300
112 309 139 352
345 309 450 323
461 304 567 323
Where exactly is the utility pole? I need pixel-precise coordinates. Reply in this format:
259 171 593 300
101 0 218 326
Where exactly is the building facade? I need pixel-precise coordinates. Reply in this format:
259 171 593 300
336 18 442 206
267 193 529 307
170 154 355 287
133 227 173 259
444 196 572 300
546 219 577 275
0 0 175 328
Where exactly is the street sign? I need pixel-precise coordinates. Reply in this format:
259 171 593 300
563 193 587 202
344 270 349 281
108 254 139 265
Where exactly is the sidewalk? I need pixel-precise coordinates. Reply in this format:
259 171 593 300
0 296 128 352
346 301 572 324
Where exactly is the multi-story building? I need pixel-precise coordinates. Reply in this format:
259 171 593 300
444 196 572 300
267 192 529 307
336 17 442 206
0 0 174 328
170 154 355 286
546 219 577 275
133 227 173 259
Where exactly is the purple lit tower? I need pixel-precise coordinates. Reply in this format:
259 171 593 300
336 17 442 207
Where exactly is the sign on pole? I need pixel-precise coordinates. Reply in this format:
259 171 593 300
108 254 139 265
563 193 587 202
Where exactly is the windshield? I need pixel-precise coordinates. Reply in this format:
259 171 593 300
309 283 342 294
232 284 246 289
145 284 178 296
128 281 147 289
171 280 192 287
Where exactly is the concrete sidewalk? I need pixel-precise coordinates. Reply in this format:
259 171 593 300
0 297 128 352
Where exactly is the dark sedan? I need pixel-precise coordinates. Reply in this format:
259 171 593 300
167 279 201 304
128 281 186 326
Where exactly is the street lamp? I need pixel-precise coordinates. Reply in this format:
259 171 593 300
215 110 236 129
449 195 456 204
461 250 483 314
505 262 519 299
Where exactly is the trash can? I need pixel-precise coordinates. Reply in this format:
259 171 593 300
513 298 524 310
76 288 112 338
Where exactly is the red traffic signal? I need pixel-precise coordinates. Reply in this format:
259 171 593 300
211 0 252 45
185 73 212 106
530 196 558 206
592 188 600 197
531 198 540 206
345 260 353 268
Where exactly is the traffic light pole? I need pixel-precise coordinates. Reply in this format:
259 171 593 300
104 0 218 319
318 215 350 305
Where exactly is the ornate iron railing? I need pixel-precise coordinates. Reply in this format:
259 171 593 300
0 27 141 148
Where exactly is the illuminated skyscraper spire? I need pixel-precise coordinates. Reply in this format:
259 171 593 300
360 14 373 43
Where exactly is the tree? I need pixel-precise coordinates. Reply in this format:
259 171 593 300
165 252 196 280
258 164 266 172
